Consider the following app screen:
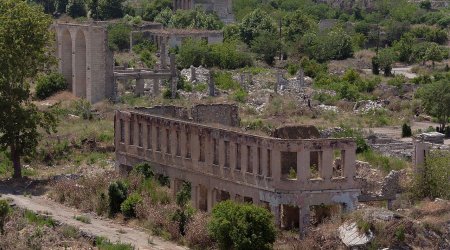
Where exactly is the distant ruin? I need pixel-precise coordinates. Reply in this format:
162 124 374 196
173 0 235 23
115 104 360 235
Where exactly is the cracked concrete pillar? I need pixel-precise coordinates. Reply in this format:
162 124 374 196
171 77 177 99
153 78 160 96
270 204 281 228
135 78 145 96
208 72 215 96
298 68 305 87
160 37 167 69
299 206 310 237
190 65 196 82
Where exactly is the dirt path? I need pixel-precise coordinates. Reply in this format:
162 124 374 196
1 193 187 250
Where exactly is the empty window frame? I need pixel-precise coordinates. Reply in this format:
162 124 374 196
138 123 143 147
185 131 191 158
166 129 171 154
224 141 230 168
147 124 152 149
310 151 323 179
213 138 219 165
247 145 253 173
156 126 161 151
236 143 241 170
176 131 181 156
199 135 205 162
267 149 272 177
129 119 134 145
120 119 125 143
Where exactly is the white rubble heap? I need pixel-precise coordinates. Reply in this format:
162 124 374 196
181 65 210 84
353 100 386 113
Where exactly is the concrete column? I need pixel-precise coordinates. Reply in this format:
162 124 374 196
171 77 177 99
191 184 198 209
135 78 145 96
143 119 149 149
160 37 167 69
322 150 333 180
270 204 281 228
170 53 177 77
207 188 214 212
153 79 160 96
299 206 310 237
272 150 281 181
190 65 196 82
298 68 305 87
208 72 215 96
297 149 309 182
344 148 356 180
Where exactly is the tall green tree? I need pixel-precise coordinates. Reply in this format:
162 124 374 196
417 80 450 131
0 0 57 179
66 0 87 18
424 43 444 68
99 0 125 20
239 9 276 45
88 0 100 20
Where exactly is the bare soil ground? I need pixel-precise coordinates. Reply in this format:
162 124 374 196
0 181 187 250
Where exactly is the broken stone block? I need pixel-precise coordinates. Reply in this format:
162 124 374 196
338 222 374 247
417 132 445 144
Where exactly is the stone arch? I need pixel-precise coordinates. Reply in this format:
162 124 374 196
60 29 73 91
74 30 87 98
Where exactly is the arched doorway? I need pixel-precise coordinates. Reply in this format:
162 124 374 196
74 30 86 98
61 29 72 91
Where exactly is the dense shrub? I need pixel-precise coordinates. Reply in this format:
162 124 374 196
301 28 353 62
35 72 67 100
133 162 154 179
107 23 131 51
98 0 125 20
333 127 369 153
121 193 143 218
239 9 276 45
66 0 87 18
155 8 223 30
177 39 253 69
108 180 128 216
402 123 412 137
251 32 281 65
143 0 172 21
0 199 10 235
214 72 240 90
413 150 450 200
208 200 276 250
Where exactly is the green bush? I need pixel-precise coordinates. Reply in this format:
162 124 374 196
107 23 131 51
208 200 276 250
133 162 154 179
232 88 248 103
0 199 10 235
108 181 128 216
120 193 142 218
66 0 87 18
214 72 240 90
413 150 450 200
333 127 369 153
402 123 412 137
35 72 67 100
95 236 134 250
73 99 93 120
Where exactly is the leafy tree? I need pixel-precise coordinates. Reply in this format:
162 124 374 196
143 0 172 21
424 43 444 68
239 9 276 45
154 7 173 27
0 0 57 179
283 10 316 41
56 0 68 13
98 0 125 20
417 80 450 131
377 48 396 76
301 28 353 62
172 182 194 235
88 0 100 19
251 32 280 65
394 33 415 63
413 150 450 200
223 23 240 42
66 0 87 18
108 180 128 216
107 22 132 51
0 200 10 235
208 200 276 250
35 72 67 100
177 39 210 68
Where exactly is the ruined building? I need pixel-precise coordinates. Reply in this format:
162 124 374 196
173 0 235 23
115 105 360 234
54 22 114 104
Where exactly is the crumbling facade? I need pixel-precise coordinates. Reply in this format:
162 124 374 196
55 22 114 103
173 0 234 23
115 106 360 234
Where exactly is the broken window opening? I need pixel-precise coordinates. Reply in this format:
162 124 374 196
199 135 205 162
281 204 299 230
120 119 125 143
309 204 342 226
166 129 171 154
138 123 143 147
156 126 161 151
147 124 152 149
216 190 230 202
224 141 230 168
129 118 134 145
281 152 297 180
176 131 181 156
257 147 262 175
236 143 241 170
332 149 345 178
185 131 191 158
267 149 272 177
247 145 253 173
310 151 322 179
213 138 219 165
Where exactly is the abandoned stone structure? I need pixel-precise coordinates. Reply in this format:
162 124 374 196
115 105 360 234
173 0 234 23
54 22 114 103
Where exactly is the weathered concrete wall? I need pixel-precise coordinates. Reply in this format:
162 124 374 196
191 104 239 127
55 22 114 103
115 108 360 234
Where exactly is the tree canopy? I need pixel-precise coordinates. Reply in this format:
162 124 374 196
0 0 57 178
417 80 450 130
